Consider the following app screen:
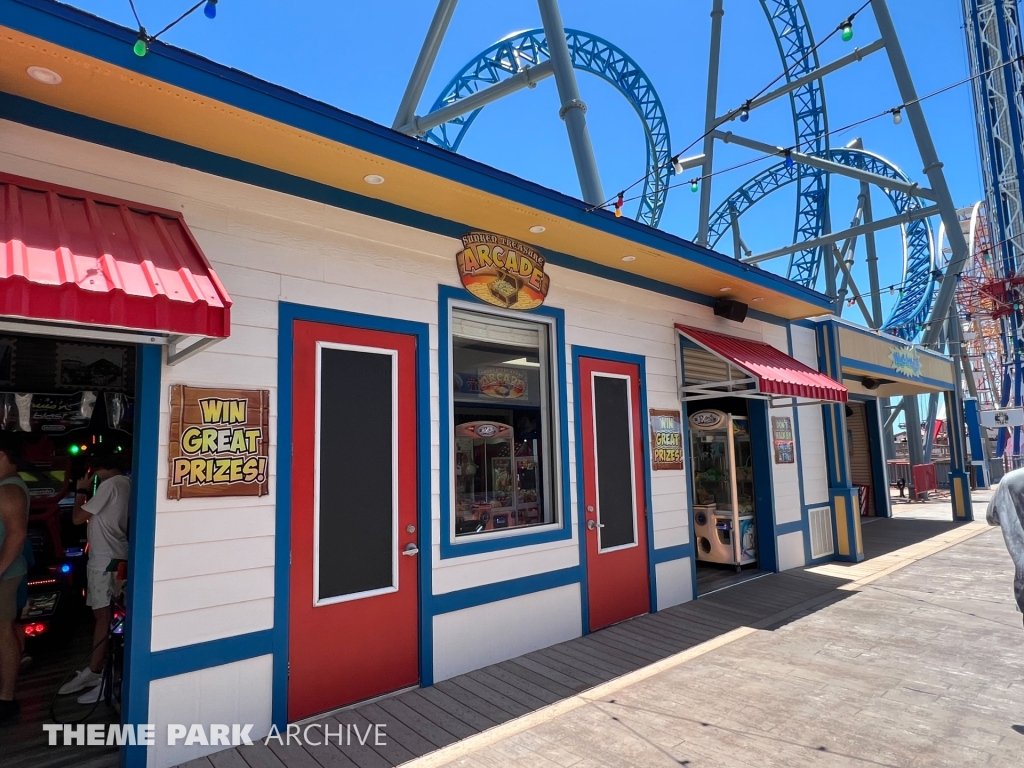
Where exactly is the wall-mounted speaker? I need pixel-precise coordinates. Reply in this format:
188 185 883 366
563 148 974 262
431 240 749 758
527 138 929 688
861 376 881 390
713 298 748 323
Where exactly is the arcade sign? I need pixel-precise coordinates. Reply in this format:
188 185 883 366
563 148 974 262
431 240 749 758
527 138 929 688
456 231 550 310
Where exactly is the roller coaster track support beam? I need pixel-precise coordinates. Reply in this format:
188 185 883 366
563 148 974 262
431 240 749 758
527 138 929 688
871 0 970 348
536 0 605 206
715 40 885 124
697 0 725 247
398 61 555 136
712 131 936 199
393 0 459 131
744 205 941 264
945 307 977 517
845 137 884 329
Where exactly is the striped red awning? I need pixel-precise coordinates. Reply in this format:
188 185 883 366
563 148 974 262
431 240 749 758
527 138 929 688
1 173 231 337
676 324 847 402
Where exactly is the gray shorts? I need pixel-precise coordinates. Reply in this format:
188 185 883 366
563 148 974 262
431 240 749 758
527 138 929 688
0 576 18 622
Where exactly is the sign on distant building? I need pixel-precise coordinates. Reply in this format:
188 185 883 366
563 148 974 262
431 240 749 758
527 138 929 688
980 408 1024 429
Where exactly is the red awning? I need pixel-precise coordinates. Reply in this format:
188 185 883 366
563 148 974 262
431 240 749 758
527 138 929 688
676 324 847 403
1 173 231 338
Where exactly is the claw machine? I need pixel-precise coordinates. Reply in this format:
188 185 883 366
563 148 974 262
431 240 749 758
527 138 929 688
689 409 756 569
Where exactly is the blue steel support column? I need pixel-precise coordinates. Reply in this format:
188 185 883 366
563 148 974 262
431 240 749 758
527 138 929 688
697 0 725 246
393 0 459 130
816 323 864 562
946 388 975 520
964 397 989 487
947 309 976 519
536 0 605 206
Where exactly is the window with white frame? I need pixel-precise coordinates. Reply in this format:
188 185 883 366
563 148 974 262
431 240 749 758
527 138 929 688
451 308 558 538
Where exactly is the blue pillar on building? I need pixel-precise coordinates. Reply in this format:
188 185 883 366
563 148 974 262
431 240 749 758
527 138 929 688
816 323 864 562
945 389 975 521
963 397 988 489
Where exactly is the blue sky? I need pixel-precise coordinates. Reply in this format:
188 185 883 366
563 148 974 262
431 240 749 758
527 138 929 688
67 1 980 323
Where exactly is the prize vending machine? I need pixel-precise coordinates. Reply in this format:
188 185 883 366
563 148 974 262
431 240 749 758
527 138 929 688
688 409 757 570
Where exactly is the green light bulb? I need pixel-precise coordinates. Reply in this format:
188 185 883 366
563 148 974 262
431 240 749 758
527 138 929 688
68 445 80 455
840 22 853 42
134 37 148 57
690 180 699 193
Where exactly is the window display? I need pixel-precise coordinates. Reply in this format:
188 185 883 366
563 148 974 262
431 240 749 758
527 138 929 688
451 310 556 537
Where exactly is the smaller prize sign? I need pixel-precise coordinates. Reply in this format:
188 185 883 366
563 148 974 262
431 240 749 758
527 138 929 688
168 385 270 499
772 415 795 464
649 409 683 470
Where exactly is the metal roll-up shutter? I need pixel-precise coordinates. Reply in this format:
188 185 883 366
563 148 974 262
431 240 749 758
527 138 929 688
847 401 875 516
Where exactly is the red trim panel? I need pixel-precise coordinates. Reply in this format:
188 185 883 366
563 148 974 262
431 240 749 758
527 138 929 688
676 324 847 403
0 173 231 337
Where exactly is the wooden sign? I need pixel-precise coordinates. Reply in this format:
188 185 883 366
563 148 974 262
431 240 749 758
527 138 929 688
772 415 795 464
649 409 684 470
168 385 270 499
456 231 550 310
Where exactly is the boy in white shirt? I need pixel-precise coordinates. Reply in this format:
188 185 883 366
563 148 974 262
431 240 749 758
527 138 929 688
59 455 130 704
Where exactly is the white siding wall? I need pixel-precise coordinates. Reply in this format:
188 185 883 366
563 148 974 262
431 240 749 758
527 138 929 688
432 585 581 682
147 655 273 768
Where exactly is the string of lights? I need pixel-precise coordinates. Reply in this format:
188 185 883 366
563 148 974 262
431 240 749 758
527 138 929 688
598 1 868 218
598 1 870 216
605 50 1024 213
128 0 218 57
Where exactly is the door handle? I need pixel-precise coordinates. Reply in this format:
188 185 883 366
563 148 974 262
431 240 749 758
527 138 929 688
588 519 603 530
402 543 419 556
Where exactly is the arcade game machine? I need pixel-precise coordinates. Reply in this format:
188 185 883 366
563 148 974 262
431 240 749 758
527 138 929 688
689 407 758 592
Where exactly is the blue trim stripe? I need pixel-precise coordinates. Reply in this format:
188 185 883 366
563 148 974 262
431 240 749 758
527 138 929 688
148 630 275 680
650 542 694 565
121 343 161 768
747 399 778 574
0 0 832 313
432 568 580 616
437 286 574 557
677 342 700 601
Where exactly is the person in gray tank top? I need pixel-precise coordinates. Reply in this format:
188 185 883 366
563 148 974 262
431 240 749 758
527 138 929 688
987 467 1024 628
0 433 28 723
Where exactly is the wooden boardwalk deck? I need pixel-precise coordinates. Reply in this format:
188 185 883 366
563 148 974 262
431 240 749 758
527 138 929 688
181 567 854 768
9 515 973 768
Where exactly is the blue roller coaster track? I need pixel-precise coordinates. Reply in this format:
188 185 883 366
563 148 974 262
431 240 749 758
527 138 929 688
421 29 671 228
707 149 936 338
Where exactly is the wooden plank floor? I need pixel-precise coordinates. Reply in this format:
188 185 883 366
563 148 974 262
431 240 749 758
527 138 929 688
5 613 120 768
10 516 959 768
181 568 853 768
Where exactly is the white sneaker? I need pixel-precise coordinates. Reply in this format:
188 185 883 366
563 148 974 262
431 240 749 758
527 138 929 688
77 679 105 705
58 668 101 695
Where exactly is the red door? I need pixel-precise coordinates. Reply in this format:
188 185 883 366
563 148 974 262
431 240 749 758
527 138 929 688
288 320 419 720
579 358 649 631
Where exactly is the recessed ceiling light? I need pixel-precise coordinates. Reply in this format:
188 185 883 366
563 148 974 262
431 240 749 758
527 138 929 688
719 287 732 292
529 225 546 234
27 66 62 85
751 297 764 302
621 255 636 262
363 174 385 185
